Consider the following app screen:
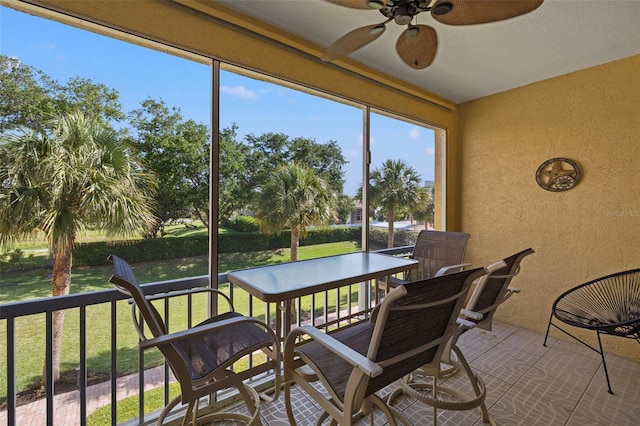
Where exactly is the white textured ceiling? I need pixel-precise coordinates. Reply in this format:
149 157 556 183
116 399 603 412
213 0 640 104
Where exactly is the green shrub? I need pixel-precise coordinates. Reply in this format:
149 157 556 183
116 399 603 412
227 216 260 232
218 232 270 252
72 226 364 266
73 235 210 266
0 249 38 272
368 227 418 249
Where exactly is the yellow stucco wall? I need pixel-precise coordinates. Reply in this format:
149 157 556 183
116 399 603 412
458 55 640 360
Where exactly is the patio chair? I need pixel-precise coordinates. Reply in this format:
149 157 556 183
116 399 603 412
283 267 487 426
387 247 534 422
462 247 535 331
108 255 280 425
543 268 640 394
376 230 471 302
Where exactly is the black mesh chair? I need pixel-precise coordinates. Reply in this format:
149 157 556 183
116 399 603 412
543 268 640 394
109 255 280 425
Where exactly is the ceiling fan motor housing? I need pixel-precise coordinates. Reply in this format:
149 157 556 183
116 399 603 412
381 2 421 25
324 0 544 70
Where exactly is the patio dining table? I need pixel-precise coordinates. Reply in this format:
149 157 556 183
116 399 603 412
227 251 418 343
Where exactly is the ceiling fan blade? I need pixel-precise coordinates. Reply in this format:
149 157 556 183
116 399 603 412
322 24 386 61
431 0 544 25
325 0 375 10
396 25 437 70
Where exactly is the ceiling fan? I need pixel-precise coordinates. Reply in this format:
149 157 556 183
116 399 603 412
323 0 544 69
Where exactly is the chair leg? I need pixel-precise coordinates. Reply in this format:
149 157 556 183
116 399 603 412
284 381 298 426
596 331 614 395
543 311 554 347
393 346 494 425
432 376 438 426
368 393 412 426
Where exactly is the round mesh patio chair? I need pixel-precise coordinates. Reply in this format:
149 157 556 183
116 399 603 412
543 268 640 394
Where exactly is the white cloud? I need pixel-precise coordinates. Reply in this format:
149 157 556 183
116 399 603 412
425 147 435 156
220 85 258 99
344 149 360 159
409 126 420 139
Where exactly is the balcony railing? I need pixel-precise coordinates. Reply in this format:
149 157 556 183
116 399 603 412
1 248 412 426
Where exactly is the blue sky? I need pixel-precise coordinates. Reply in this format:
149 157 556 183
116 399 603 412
1 6 435 196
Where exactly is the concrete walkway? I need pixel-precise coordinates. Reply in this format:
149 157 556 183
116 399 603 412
0 366 174 426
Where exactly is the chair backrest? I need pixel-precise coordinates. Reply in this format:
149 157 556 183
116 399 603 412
553 267 640 338
108 254 167 339
365 267 486 396
407 230 471 281
465 248 535 330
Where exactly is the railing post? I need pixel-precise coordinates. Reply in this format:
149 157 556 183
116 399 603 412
6 317 16 426
45 311 54 426
79 306 87 425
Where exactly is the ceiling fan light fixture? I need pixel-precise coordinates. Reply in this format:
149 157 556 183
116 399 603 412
366 0 386 9
395 14 413 25
432 1 453 16
406 26 419 38
369 24 386 35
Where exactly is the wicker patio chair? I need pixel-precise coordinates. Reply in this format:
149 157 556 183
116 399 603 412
108 255 280 425
376 230 471 302
283 267 486 426
386 248 534 424
543 268 640 394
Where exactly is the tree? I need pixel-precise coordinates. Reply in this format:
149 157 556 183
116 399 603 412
0 55 59 133
242 133 347 214
127 98 209 235
336 194 356 224
218 124 252 224
368 159 422 247
411 187 435 230
0 112 157 383
288 137 347 194
0 55 124 133
255 163 337 261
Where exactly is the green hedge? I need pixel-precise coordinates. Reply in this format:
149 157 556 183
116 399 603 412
73 235 210 267
225 216 260 232
73 226 363 266
368 227 419 249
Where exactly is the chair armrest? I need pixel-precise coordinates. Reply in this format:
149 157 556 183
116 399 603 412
434 263 473 277
456 317 478 330
460 309 483 321
285 325 383 378
139 315 276 350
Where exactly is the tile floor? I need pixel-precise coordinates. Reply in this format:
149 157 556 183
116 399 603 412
3 321 638 425
255 321 639 425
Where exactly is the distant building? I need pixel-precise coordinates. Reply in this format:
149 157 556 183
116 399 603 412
347 200 363 225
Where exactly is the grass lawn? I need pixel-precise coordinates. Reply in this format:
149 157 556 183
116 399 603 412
0 237 361 408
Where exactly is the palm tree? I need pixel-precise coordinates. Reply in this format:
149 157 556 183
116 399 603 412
255 162 336 261
411 187 435 230
0 112 157 383
369 159 422 247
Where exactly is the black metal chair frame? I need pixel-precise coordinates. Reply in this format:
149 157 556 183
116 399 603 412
543 268 640 394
